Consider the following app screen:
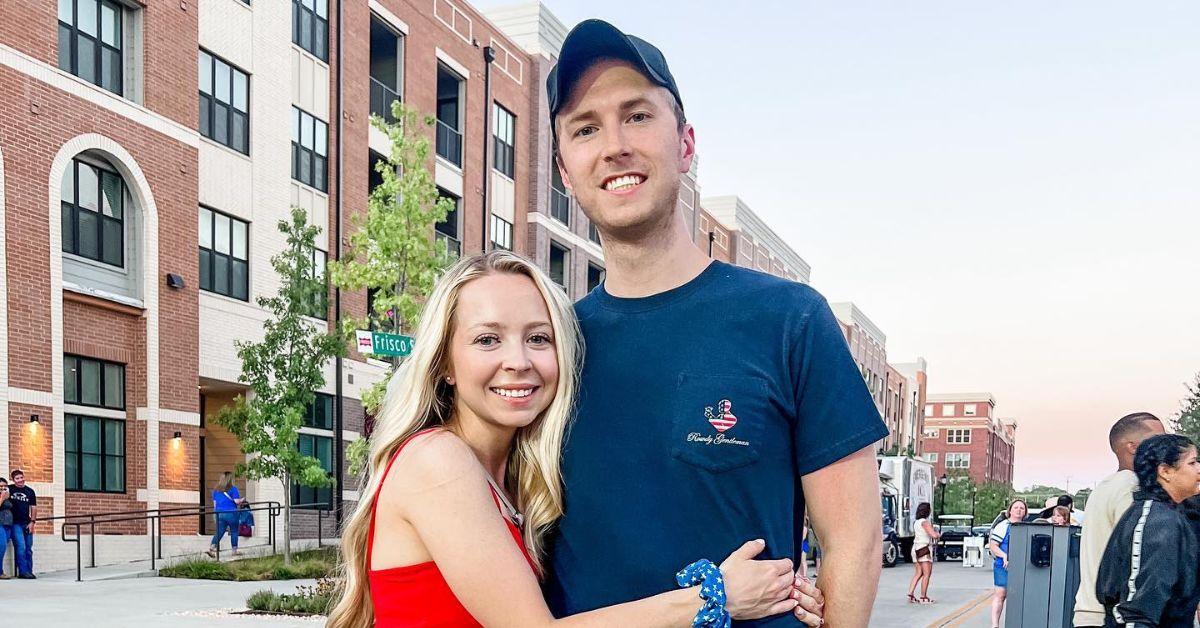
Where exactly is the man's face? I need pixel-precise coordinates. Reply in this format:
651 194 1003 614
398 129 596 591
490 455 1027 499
12 473 24 487
554 59 695 239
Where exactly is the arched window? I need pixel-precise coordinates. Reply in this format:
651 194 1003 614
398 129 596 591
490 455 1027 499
60 152 140 302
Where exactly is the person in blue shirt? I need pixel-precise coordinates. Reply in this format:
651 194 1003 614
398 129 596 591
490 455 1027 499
544 19 889 626
208 471 244 557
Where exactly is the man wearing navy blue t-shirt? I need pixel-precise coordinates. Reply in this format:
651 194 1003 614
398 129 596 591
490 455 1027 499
543 19 889 627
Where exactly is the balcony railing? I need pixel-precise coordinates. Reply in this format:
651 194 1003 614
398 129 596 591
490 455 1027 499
436 119 463 166
550 188 571 226
369 77 400 124
436 231 461 259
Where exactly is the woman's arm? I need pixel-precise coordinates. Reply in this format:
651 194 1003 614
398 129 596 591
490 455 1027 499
922 520 940 539
389 434 798 628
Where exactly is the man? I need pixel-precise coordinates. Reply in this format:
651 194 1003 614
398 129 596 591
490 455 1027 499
542 20 888 626
8 469 37 579
1073 412 1164 627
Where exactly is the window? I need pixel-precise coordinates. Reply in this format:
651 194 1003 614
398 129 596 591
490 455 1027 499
369 15 404 122
306 247 328 319
62 157 125 268
963 404 977 416
199 50 250 154
941 404 955 417
925 405 934 417
587 263 604 293
947 428 972 444
435 65 463 166
491 215 512 251
549 242 568 290
435 189 461 258
550 166 570 226
304 393 334 430
492 104 515 178
293 434 333 509
945 453 971 469
292 107 328 191
922 428 939 438
198 207 249 301
64 355 125 410
65 414 125 493
292 0 328 61
588 221 601 245
924 453 938 463
58 0 124 95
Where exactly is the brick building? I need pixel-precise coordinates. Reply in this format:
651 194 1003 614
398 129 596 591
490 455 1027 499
921 393 1017 486
0 0 536 572
700 195 811 283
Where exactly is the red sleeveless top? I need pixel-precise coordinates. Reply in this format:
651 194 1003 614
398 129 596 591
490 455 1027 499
368 429 536 627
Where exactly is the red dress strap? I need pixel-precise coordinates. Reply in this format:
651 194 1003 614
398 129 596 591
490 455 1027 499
367 427 440 566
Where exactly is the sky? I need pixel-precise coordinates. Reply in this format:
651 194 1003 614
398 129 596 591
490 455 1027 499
476 1 1200 491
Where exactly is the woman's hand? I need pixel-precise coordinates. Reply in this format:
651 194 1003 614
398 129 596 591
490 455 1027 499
791 575 826 626
719 539 798 620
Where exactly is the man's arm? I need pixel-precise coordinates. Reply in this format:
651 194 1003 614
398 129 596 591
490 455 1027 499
802 445 882 627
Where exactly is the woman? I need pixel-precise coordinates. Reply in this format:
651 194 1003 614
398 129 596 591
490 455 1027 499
207 472 243 558
907 502 940 604
327 253 816 628
1097 434 1200 627
987 498 1027 628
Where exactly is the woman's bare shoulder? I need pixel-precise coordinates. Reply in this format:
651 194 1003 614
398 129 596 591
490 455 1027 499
385 429 483 494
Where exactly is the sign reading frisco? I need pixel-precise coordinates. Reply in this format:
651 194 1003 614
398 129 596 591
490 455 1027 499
356 330 414 357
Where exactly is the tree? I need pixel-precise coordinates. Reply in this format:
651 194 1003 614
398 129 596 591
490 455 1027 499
215 207 344 564
1073 488 1093 511
975 482 1014 524
329 103 454 408
1172 372 1200 443
329 101 455 474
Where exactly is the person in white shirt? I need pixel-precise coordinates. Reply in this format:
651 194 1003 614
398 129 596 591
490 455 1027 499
1073 411 1165 627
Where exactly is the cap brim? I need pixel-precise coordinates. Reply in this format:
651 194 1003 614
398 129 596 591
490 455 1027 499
551 19 670 117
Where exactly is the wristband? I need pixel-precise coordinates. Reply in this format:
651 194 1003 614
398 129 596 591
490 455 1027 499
675 559 731 628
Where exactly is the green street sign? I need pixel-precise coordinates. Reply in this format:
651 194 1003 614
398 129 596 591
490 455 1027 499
356 330 414 357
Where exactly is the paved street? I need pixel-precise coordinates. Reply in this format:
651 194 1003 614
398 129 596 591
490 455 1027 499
0 573 323 627
872 561 997 627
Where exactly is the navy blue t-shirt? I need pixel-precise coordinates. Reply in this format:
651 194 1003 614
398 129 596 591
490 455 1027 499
544 261 887 625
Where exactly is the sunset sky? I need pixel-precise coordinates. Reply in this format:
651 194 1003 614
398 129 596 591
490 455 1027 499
479 1 1200 489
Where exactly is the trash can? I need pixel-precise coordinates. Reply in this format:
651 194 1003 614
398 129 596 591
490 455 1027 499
1005 523 1081 628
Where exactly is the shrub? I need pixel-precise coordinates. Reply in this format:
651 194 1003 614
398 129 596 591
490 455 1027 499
243 577 336 616
245 590 276 611
160 558 234 580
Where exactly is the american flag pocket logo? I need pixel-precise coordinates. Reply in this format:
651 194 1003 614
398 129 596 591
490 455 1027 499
704 399 738 433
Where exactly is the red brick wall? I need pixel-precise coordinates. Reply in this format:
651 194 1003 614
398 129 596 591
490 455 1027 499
8 403 53 481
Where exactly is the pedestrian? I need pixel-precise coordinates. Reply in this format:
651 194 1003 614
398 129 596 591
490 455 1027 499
541 19 887 626
987 498 1027 628
907 502 941 604
1073 412 1165 627
1050 506 1071 526
0 477 12 579
1097 433 1200 626
1036 494 1081 524
326 253 806 628
207 471 243 558
7 469 36 579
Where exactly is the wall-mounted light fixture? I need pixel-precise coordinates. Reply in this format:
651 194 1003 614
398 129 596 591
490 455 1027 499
29 414 40 424
172 431 183 449
166 273 185 289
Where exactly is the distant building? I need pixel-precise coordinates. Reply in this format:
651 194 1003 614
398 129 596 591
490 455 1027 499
892 359 929 456
922 393 1017 485
699 195 811 283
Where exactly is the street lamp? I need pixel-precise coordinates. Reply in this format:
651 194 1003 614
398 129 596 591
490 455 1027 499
937 474 949 560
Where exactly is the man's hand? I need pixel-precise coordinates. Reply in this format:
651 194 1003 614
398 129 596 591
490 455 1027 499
791 574 826 626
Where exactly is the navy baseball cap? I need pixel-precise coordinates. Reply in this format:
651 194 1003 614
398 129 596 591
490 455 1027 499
546 19 684 126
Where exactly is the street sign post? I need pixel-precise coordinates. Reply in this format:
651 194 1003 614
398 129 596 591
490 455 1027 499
356 330 414 357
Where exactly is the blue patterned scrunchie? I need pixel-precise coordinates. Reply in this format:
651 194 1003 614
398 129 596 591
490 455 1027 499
675 559 731 628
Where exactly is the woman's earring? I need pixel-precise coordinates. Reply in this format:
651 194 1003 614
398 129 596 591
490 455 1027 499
444 376 454 385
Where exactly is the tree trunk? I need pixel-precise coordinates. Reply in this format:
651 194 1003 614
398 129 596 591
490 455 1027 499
283 473 293 566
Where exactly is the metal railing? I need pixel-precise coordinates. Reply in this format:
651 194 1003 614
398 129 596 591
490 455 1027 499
369 77 400 123
435 120 463 166
37 500 339 582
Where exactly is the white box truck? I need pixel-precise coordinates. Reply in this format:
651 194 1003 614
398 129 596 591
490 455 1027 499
877 456 935 561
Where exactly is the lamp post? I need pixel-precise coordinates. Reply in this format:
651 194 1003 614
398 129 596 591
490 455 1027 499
938 473 949 560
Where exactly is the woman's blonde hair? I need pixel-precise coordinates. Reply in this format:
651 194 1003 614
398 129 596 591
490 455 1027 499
213 471 234 493
327 251 581 628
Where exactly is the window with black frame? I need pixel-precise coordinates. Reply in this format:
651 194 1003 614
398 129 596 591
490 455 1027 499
61 158 125 268
493 104 515 178
65 414 125 493
199 50 250 154
306 247 329 319
491 215 513 251
58 0 125 95
292 107 328 191
293 433 333 509
64 355 125 410
292 0 329 61
304 393 334 430
199 207 249 301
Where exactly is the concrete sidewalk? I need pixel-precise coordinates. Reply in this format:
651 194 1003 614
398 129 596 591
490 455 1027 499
872 561 997 627
0 574 324 627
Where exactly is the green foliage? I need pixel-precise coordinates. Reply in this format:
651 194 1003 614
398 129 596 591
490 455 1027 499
932 474 1013 523
213 207 344 563
160 558 235 580
346 435 370 477
1172 372 1200 444
245 577 337 615
160 548 338 582
1073 488 1093 510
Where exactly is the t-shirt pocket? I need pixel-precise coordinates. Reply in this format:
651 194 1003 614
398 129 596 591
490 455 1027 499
670 373 768 472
